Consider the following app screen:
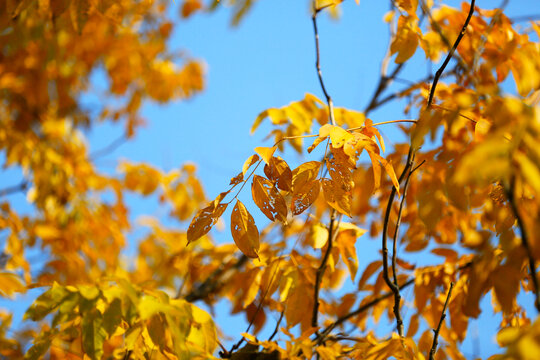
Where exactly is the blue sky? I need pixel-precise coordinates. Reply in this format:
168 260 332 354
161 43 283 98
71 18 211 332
3 0 540 357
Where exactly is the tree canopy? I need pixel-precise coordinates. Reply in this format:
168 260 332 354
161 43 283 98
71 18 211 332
1 0 540 359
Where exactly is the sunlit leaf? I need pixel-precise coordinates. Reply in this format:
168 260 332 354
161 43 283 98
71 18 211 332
231 200 260 258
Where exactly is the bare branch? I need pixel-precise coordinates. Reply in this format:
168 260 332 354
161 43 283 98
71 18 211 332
381 147 415 336
90 131 128 160
312 210 337 329
0 181 28 197
268 311 284 342
505 178 540 312
391 159 424 287
427 0 475 107
429 282 455 360
312 5 336 126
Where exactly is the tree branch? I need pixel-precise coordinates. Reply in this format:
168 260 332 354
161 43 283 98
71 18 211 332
382 147 415 336
0 181 28 197
505 178 540 312
429 282 455 360
391 160 425 287
427 0 475 107
312 5 336 126
312 210 337 329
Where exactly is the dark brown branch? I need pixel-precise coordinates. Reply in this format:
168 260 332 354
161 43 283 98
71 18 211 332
365 63 404 116
429 282 455 360
391 159 424 287
0 181 28 197
505 178 540 312
318 262 472 344
312 210 337 329
368 68 457 112
427 0 475 108
268 311 284 341
320 277 415 341
382 148 415 336
312 6 336 126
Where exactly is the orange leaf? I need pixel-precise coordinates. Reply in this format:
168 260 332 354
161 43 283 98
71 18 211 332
242 154 260 176
187 192 229 244
251 175 288 223
291 161 321 192
291 180 320 216
264 156 292 191
230 200 260 259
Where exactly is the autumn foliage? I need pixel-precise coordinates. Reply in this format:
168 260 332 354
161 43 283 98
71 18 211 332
1 0 540 359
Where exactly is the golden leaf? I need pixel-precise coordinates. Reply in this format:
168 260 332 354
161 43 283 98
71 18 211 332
255 146 277 165
242 154 260 176
251 175 288 223
291 180 320 216
291 161 321 192
264 156 293 191
0 272 26 297
390 15 419 63
230 200 260 259
187 192 229 244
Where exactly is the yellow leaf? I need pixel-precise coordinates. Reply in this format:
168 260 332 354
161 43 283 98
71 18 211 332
242 154 260 176
390 15 419 63
255 146 277 165
336 228 363 280
497 327 520 346
329 125 354 149
312 223 329 249
231 201 260 258
187 304 217 355
251 175 288 223
0 272 26 297
34 224 61 240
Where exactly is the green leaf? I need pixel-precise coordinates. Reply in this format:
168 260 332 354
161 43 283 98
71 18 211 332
24 283 70 321
82 308 107 360
103 297 123 336
25 332 54 360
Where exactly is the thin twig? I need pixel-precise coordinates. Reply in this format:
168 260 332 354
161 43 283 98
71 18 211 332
312 210 337 329
427 0 475 107
365 63 404 116
318 262 472 342
391 160 424 287
89 131 128 160
268 311 285 341
429 282 455 360
505 178 540 312
382 147 415 336
0 181 28 197
320 277 415 342
312 5 336 126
